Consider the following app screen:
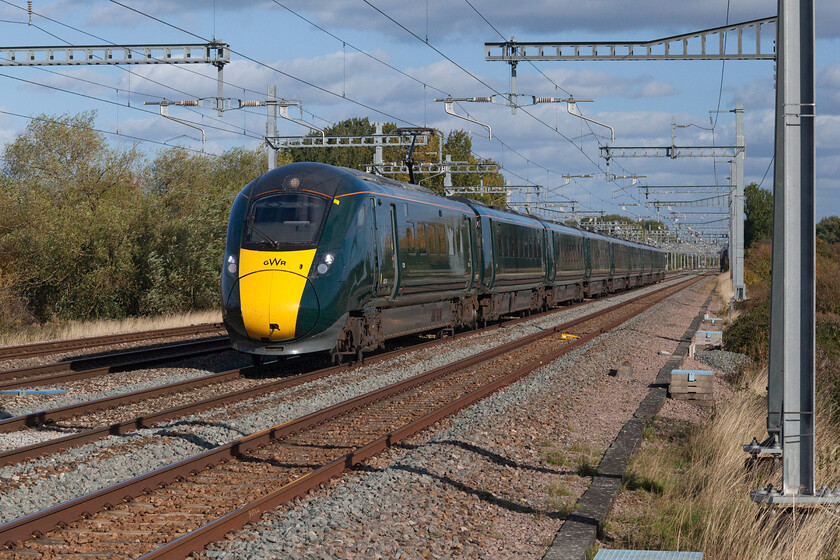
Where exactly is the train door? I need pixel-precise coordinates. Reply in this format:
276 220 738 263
371 199 397 299
583 237 592 280
388 204 401 298
546 229 556 283
368 198 381 297
485 218 496 288
465 216 476 290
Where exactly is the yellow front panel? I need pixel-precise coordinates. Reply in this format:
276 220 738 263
238 249 317 341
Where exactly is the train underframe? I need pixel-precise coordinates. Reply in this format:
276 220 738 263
329 270 661 363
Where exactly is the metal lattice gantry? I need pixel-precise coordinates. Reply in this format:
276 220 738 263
639 185 732 195
645 194 731 209
0 42 231 119
0 42 230 66
268 134 428 149
364 161 499 175
599 145 743 160
484 17 776 62
596 103 747 305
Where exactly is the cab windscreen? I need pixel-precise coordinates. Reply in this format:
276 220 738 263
244 193 329 250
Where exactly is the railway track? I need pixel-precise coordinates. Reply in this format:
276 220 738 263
0 273 706 558
0 337 232 391
0 324 226 361
0 274 694 468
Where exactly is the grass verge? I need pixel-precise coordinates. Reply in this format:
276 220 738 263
601 362 840 559
0 309 222 347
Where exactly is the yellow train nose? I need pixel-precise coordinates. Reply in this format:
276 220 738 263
237 249 319 342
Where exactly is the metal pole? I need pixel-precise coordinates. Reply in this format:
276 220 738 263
375 123 384 167
730 166 736 283
267 85 277 170
767 26 786 447
734 104 746 300
217 65 224 117
781 0 815 496
444 154 453 188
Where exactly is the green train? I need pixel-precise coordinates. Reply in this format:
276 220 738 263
222 162 666 364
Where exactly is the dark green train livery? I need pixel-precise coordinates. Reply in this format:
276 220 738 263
222 163 666 363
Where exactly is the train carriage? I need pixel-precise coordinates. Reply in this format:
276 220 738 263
611 238 633 291
462 203 547 323
583 232 612 297
544 222 586 305
223 162 667 363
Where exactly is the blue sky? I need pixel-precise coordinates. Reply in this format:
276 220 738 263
1 0 838 228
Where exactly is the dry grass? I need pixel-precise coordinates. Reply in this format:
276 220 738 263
0 309 222 347
713 273 737 323
611 364 840 559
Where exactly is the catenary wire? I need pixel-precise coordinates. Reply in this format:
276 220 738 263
104 0 599 211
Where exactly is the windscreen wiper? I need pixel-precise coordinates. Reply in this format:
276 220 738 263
247 219 280 249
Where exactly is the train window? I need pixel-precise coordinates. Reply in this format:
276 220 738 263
447 227 455 256
428 225 438 254
418 224 427 254
405 224 415 254
244 192 329 249
438 226 447 256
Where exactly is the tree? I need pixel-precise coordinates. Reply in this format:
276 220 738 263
0 112 147 321
282 118 506 204
744 183 773 248
139 146 267 314
817 216 840 245
284 117 378 170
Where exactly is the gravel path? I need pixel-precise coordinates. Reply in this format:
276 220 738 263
199 277 715 559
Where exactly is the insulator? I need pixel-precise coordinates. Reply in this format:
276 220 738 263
471 96 493 103
179 99 199 106
533 97 557 104
240 100 262 107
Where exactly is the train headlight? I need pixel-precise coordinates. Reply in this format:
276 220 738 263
226 255 238 275
313 253 335 276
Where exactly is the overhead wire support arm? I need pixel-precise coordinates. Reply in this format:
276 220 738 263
434 97 493 139
530 97 615 141
239 99 326 144
143 99 205 144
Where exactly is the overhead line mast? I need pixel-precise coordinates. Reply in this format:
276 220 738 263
485 6 831 507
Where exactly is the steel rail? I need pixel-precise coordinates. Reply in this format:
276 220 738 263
0 337 232 391
0 274 704 549
0 275 689 458
0 323 225 361
139 274 710 559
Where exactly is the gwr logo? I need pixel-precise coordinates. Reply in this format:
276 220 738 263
264 258 287 266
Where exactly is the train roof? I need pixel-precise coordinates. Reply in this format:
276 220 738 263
249 163 665 252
